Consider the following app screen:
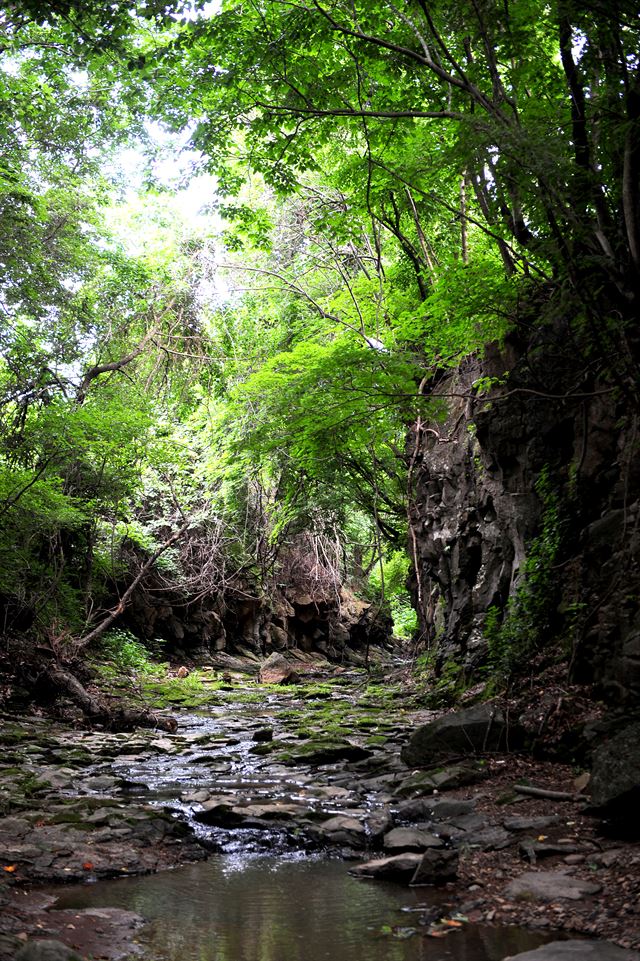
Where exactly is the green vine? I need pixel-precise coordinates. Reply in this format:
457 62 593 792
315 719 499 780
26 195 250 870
484 468 562 683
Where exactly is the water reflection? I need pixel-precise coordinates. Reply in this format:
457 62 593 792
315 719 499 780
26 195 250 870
50 855 555 961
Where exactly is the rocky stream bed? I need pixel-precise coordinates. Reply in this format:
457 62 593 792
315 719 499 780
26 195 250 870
0 655 639 961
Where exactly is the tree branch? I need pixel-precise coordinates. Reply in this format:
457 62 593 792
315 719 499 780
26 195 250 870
74 523 190 650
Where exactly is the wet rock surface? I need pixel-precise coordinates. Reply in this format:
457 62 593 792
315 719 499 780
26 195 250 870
0 665 639 957
401 702 521 767
503 941 640 960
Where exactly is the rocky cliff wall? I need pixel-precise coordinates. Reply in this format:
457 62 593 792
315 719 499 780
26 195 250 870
123 578 391 666
409 325 640 702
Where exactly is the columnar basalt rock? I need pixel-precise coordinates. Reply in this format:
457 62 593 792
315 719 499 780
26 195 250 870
408 329 640 701
122 580 391 665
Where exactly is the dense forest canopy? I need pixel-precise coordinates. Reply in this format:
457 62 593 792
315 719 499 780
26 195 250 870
0 0 638 652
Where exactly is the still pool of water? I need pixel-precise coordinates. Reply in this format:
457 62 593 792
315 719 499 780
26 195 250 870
49 854 556 961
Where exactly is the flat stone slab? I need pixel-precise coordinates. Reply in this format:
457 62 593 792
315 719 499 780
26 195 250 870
239 803 308 822
503 940 640 960
454 824 513 851
505 871 602 902
14 940 85 961
383 827 443 851
318 815 366 834
350 853 423 881
286 741 372 765
504 816 562 832
401 702 522 767
394 763 487 797
589 721 640 823
410 847 459 885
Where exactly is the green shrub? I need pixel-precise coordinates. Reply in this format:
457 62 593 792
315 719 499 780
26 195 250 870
98 628 162 675
368 550 418 639
484 468 562 682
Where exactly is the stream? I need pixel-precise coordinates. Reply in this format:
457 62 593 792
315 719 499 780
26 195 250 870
2 668 568 960
49 856 553 961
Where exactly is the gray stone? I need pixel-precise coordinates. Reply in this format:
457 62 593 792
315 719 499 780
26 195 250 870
394 763 487 797
589 722 640 823
258 653 299 685
14 940 84 961
502 940 640 960
320 815 365 833
410 848 459 885
365 809 393 841
503 815 562 832
395 797 475 821
36 769 74 790
286 741 372 765
453 824 513 851
251 728 273 742
383 827 443 852
0 817 30 837
83 776 120 793
519 839 586 861
350 852 423 881
447 813 488 832
0 935 21 958
194 798 242 826
402 702 522 768
241 803 307 823
505 871 602 902
315 815 367 847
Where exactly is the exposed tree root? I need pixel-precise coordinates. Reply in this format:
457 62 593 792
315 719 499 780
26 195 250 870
45 664 178 732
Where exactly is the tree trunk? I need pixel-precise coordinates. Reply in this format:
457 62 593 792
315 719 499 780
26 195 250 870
46 664 178 732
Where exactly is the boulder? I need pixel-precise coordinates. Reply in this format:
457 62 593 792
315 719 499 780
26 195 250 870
394 762 487 796
396 797 475 821
365 809 393 841
194 798 243 827
251 728 273 742
589 721 640 827
316 815 367 847
349 852 423 882
503 941 640 960
503 816 562 833
258 652 299 685
505 871 602 902
450 823 513 851
383 827 443 852
410 848 459 884
401 702 521 768
14 941 85 961
285 740 372 765
239 803 308 824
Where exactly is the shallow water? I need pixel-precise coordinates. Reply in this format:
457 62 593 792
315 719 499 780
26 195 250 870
50 854 554 961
